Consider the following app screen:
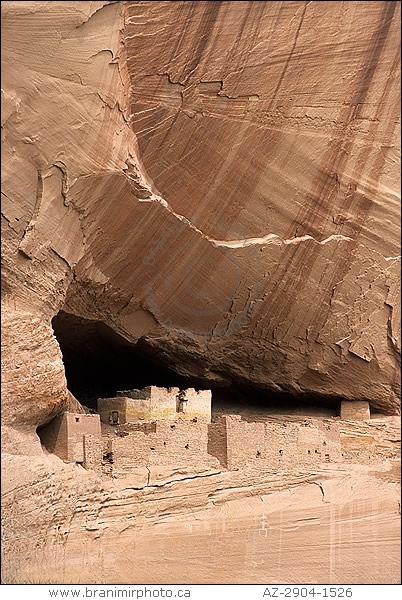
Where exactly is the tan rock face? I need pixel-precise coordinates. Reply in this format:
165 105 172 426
1 1 400 430
1 0 400 584
2 423 401 584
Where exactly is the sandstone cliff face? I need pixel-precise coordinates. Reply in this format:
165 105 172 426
2 1 401 435
1 0 400 585
2 451 400 584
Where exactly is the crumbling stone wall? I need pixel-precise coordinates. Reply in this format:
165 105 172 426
207 418 228 467
176 388 211 421
208 416 342 470
83 434 103 473
98 386 212 424
107 420 220 477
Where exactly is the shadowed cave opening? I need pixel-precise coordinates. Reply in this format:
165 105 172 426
51 311 199 410
51 311 342 419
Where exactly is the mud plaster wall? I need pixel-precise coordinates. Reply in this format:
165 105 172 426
40 413 101 462
177 388 211 421
98 398 128 424
99 387 212 423
146 386 177 420
341 400 371 421
108 420 220 476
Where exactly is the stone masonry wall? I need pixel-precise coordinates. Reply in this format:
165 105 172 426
98 397 127 425
39 412 101 464
107 420 220 477
207 419 228 467
117 387 151 400
147 387 178 420
83 434 103 473
99 387 212 424
64 413 101 462
209 416 342 470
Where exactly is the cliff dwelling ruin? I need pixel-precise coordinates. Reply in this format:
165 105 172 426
2 0 400 587
43 309 384 480
37 379 377 479
51 309 352 418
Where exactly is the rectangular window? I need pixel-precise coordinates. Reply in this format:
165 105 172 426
110 411 119 425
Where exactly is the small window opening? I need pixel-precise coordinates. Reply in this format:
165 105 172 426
176 390 187 413
110 411 119 425
103 452 114 464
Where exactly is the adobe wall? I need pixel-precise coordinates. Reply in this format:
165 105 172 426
123 396 159 422
107 420 220 477
99 392 178 423
119 389 178 421
39 412 101 464
99 387 212 423
208 416 342 470
64 413 101 462
98 397 127 425
147 386 178 420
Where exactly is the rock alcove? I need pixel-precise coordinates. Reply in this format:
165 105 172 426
51 310 341 418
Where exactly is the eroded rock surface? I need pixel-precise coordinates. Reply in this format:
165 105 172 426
2 416 401 584
2 1 401 426
1 0 400 585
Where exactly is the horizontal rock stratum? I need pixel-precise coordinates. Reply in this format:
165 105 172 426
1 1 401 584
